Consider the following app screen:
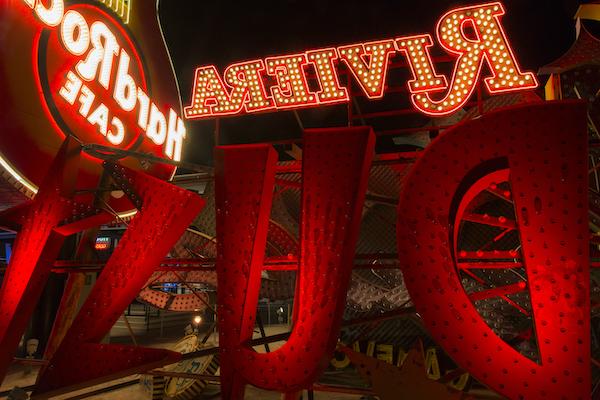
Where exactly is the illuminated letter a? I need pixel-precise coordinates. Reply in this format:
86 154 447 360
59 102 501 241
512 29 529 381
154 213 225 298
397 101 589 399
215 127 374 398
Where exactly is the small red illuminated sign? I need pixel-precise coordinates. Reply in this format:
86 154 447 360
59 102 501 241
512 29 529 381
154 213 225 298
184 2 538 120
94 237 110 250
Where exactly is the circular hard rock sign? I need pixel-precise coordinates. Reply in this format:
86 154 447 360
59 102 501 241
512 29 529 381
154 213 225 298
0 1 185 214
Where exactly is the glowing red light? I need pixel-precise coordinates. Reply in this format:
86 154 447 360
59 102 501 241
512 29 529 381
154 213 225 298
94 237 110 250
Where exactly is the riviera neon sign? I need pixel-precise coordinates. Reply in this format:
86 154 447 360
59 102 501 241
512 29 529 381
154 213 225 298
21 0 186 161
184 2 538 119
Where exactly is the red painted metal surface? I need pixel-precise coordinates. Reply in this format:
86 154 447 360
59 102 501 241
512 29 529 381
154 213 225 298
215 127 374 398
44 229 102 361
260 221 298 301
33 163 205 398
0 139 111 382
397 101 589 399
43 273 85 361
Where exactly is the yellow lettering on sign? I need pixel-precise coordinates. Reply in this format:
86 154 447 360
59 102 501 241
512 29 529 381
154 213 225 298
425 348 441 380
366 341 376 358
376 344 394 364
96 0 131 24
449 371 471 391
396 347 408 367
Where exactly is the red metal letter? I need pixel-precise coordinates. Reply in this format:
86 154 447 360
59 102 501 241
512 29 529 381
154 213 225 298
34 163 205 398
397 101 589 399
0 140 111 382
215 127 374 398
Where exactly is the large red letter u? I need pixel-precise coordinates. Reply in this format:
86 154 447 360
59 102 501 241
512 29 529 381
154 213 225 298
215 127 374 398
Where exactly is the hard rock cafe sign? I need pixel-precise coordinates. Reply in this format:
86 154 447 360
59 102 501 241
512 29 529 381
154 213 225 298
0 1 591 400
0 0 185 214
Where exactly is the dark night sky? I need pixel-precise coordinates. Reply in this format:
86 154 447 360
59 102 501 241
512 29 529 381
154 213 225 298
158 0 584 166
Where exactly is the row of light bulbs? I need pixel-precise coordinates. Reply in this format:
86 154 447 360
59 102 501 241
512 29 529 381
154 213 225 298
185 2 537 119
